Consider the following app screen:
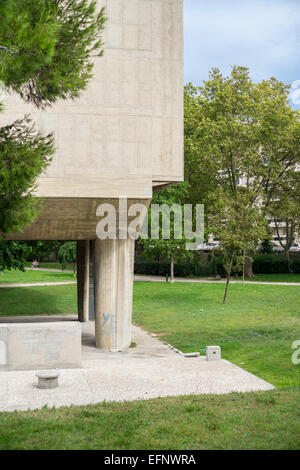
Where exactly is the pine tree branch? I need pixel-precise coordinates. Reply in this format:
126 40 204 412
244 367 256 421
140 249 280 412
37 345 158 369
0 45 16 54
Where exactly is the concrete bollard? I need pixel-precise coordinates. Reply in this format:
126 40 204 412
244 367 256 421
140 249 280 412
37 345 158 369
36 370 60 389
206 346 221 361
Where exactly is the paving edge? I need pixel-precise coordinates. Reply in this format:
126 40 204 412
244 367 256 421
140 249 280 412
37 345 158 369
149 332 201 358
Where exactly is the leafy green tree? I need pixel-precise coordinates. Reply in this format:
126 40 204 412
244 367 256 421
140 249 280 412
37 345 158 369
0 241 31 272
268 174 300 268
26 240 62 262
259 237 274 255
141 183 193 283
0 0 106 107
184 67 300 301
211 192 267 303
58 241 77 276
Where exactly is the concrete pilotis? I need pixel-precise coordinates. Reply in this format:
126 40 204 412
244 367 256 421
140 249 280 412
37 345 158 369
77 241 90 322
93 238 135 350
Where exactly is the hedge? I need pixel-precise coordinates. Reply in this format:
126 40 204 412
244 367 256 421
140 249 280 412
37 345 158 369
134 254 296 277
134 261 194 277
291 259 300 274
135 261 217 278
252 255 289 274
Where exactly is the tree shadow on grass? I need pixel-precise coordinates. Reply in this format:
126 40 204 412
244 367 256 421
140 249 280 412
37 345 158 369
0 285 77 316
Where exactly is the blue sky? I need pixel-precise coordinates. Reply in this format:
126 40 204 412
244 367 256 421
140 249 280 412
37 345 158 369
184 0 300 91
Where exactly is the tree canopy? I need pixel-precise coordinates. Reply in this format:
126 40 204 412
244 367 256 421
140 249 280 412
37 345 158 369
161 67 300 300
185 67 300 300
0 0 106 107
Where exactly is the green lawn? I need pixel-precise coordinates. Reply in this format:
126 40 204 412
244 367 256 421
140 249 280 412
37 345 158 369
0 389 299 450
39 262 63 270
246 273 300 283
190 273 300 282
0 279 299 449
133 282 300 388
25 262 64 270
0 285 77 316
0 269 76 284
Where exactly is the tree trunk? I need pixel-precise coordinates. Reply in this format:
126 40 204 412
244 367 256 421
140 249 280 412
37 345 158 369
223 275 230 304
223 253 235 304
284 248 292 272
170 255 174 283
244 255 254 278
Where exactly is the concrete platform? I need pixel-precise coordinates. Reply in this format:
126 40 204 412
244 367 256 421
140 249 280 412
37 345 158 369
0 317 275 412
0 321 81 371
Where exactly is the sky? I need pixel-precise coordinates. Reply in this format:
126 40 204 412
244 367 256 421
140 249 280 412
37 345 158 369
184 0 300 105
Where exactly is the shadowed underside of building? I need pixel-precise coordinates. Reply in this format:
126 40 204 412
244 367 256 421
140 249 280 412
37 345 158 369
3 0 184 350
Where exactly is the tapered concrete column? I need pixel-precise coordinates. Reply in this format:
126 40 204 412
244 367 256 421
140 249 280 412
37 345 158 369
77 240 90 322
93 238 135 350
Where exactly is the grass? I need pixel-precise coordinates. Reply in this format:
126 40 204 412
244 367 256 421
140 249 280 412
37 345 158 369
133 282 300 388
0 390 299 450
188 273 300 282
246 273 300 283
0 285 77 316
25 262 64 270
0 269 76 284
0 277 299 449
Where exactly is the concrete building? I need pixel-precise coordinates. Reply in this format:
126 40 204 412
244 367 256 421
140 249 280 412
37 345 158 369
2 0 184 349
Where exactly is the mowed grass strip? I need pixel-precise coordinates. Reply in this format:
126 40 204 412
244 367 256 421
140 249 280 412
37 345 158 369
0 269 76 284
246 273 300 283
0 285 77 316
133 282 300 388
25 262 64 270
0 390 299 450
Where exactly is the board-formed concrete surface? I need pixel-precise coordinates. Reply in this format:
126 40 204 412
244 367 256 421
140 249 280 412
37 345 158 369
0 322 81 371
0 319 274 412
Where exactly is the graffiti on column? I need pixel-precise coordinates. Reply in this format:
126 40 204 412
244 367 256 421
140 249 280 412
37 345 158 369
101 313 117 335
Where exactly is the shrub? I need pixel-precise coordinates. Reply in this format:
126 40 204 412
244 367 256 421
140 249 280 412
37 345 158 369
58 241 77 275
291 259 300 274
134 261 197 277
253 254 289 274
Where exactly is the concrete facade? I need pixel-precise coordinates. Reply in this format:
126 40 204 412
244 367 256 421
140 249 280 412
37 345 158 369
2 0 183 242
2 0 184 351
0 323 81 370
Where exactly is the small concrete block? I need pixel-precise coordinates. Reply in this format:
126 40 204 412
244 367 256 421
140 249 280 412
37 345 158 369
181 352 200 358
206 346 221 361
37 370 60 389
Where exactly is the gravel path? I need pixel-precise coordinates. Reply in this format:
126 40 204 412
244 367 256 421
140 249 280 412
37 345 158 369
1 274 300 287
0 281 76 288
